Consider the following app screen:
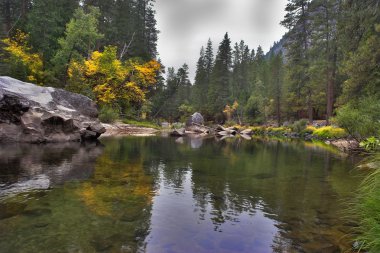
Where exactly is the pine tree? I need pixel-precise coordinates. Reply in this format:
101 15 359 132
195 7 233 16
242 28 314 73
308 0 340 123
208 33 232 117
268 53 285 125
27 0 79 62
192 46 207 111
281 0 313 122
176 63 191 105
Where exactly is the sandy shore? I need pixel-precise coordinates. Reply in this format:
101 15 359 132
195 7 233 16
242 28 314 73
100 123 159 137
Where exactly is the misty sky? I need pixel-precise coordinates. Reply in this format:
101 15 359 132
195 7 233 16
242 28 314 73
154 0 288 81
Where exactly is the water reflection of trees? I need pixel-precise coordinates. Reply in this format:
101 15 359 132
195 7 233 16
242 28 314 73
109 136 361 252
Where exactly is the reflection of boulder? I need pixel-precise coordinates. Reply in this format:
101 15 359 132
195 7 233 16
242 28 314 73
190 138 203 149
0 76 105 143
0 142 103 199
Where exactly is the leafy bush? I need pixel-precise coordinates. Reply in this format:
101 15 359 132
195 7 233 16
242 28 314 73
360 137 380 152
312 126 348 139
335 96 380 140
171 122 185 129
267 127 290 135
290 119 308 133
301 126 317 135
99 106 119 123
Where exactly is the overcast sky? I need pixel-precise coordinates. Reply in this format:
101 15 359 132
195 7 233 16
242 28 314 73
154 0 288 81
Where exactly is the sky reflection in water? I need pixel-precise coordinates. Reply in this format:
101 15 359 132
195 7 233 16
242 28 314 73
0 137 363 253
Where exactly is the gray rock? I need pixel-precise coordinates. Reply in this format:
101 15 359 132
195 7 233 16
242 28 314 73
186 112 204 126
0 76 105 143
170 128 186 137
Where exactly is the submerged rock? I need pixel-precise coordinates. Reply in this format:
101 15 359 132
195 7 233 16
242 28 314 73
0 76 105 143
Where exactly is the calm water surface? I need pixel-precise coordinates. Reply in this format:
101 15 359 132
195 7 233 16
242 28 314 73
0 136 363 253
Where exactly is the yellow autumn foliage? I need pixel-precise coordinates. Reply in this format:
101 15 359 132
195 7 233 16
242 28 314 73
2 30 44 84
68 46 160 105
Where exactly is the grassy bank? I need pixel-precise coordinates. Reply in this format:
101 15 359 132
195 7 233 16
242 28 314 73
355 153 380 252
121 119 161 130
247 124 348 140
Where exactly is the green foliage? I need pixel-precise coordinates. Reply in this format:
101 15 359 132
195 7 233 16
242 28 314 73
244 94 266 124
301 125 317 135
178 103 194 122
207 33 232 115
26 0 78 61
355 153 380 253
1 30 45 84
267 127 290 135
335 96 380 140
99 106 119 123
290 119 308 133
122 119 160 129
339 24 380 105
52 6 104 80
360 137 380 152
312 126 347 139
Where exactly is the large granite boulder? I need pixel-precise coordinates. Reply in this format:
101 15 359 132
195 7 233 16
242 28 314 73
186 112 204 127
0 76 106 143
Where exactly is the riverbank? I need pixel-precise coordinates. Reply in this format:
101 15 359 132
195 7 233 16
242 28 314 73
101 122 159 137
102 122 360 154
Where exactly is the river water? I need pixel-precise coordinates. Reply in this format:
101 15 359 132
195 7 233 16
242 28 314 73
0 136 363 253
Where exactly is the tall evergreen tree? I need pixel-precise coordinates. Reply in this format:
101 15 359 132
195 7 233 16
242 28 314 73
308 0 340 123
27 0 79 62
192 46 207 111
208 33 232 117
268 53 285 125
281 0 313 122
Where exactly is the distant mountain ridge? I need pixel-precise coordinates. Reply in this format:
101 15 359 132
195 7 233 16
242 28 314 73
266 34 288 58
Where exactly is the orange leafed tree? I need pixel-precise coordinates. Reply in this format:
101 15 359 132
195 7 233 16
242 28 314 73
68 46 160 105
2 30 44 84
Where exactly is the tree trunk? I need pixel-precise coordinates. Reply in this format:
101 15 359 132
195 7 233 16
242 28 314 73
307 89 313 124
276 94 281 126
326 45 337 125
4 0 11 34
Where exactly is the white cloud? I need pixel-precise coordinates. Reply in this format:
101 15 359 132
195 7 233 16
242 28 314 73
155 0 288 81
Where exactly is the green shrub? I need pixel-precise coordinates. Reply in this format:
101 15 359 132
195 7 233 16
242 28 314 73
301 125 317 135
267 127 290 135
312 126 348 139
335 96 380 140
99 106 119 123
171 122 185 129
360 137 380 152
290 119 308 133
